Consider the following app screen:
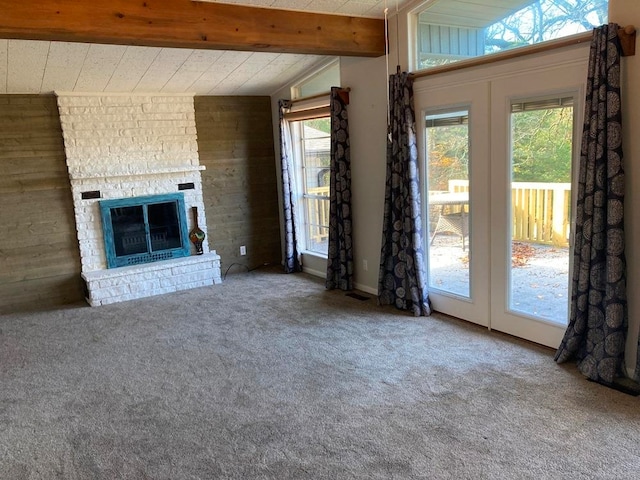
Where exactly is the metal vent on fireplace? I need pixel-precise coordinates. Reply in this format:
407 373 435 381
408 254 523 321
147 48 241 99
126 251 175 266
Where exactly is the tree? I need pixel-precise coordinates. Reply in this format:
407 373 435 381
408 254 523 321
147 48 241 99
485 0 608 53
511 107 573 182
427 124 469 191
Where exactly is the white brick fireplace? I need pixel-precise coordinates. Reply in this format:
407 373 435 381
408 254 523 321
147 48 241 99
56 92 221 306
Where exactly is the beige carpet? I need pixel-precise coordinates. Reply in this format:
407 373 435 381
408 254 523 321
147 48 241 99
1 267 639 479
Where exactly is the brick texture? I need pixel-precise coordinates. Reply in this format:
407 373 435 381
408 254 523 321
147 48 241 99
56 93 209 273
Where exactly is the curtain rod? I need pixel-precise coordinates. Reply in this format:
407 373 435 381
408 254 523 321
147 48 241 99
410 25 636 80
289 87 351 105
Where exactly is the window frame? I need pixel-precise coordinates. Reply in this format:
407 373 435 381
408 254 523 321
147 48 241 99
409 0 608 74
288 111 332 257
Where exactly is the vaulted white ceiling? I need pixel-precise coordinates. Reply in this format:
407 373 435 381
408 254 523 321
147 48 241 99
0 0 415 96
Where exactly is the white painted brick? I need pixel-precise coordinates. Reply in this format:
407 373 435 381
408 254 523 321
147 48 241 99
157 135 197 144
141 113 190 121
150 96 193 104
109 144 160 155
88 290 107 303
137 120 194 129
142 102 194 114
68 128 120 139
79 244 93 259
161 142 194 153
154 152 199 164
129 279 162 293
72 137 112 148
97 278 121 289
104 106 144 115
66 107 91 115
159 276 178 289
124 127 188 137
76 227 96 241
75 121 139 131
171 263 205 276
140 271 161 281
100 96 133 106
103 285 132 298
58 93 218 305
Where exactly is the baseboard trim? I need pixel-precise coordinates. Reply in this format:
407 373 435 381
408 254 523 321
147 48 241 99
302 266 325 278
354 282 377 296
301 268 378 297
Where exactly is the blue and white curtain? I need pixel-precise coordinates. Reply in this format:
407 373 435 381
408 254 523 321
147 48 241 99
554 24 629 384
378 72 431 316
278 99 302 273
326 87 354 290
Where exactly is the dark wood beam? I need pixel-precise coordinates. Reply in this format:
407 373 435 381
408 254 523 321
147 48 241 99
0 0 386 57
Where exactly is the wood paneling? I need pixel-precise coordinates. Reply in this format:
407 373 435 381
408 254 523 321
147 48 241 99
0 0 385 57
194 96 281 274
0 94 281 310
0 95 83 313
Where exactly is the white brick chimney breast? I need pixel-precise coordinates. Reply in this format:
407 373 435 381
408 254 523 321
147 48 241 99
56 92 221 306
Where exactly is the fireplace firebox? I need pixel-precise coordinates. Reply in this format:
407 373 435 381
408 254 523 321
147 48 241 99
99 193 190 268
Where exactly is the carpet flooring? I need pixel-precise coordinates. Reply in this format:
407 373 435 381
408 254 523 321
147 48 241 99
1 267 639 479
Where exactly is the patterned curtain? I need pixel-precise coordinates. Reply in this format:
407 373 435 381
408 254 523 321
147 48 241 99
378 72 431 316
326 87 354 290
278 99 302 273
554 24 628 384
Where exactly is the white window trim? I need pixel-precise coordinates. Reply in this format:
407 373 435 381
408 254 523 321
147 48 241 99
289 112 331 258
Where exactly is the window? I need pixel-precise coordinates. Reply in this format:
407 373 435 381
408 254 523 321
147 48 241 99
287 61 338 257
414 0 607 70
291 61 340 99
508 96 574 321
291 116 331 255
425 109 470 297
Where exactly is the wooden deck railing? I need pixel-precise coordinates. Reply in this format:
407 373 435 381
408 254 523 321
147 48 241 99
307 180 571 247
306 187 330 243
511 182 571 246
447 179 570 246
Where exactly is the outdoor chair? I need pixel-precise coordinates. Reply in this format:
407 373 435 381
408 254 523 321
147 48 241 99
430 205 469 251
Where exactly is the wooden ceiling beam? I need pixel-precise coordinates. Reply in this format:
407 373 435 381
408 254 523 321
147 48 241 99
0 0 386 57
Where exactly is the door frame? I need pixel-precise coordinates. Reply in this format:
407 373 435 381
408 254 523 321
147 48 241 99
489 61 586 348
413 44 589 346
415 81 491 327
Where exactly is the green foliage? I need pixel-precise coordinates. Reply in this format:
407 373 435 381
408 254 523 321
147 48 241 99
511 107 573 182
427 106 573 188
427 124 469 191
305 118 331 134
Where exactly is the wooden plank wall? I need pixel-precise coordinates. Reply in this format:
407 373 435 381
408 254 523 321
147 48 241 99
0 95 83 313
194 96 281 275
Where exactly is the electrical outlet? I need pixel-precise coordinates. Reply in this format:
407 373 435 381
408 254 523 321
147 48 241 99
240 245 247 256
363 259 368 271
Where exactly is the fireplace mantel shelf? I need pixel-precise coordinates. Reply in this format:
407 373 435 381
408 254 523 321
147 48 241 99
69 165 206 181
